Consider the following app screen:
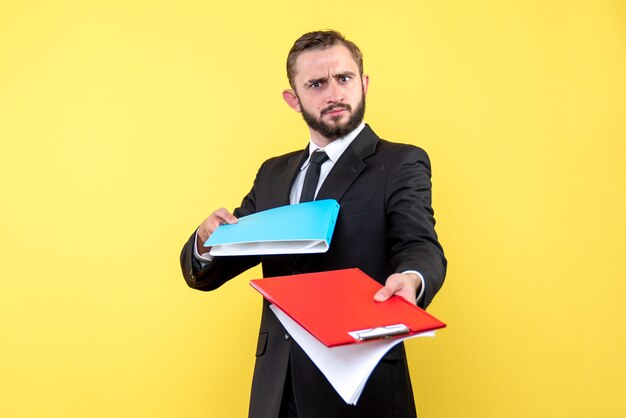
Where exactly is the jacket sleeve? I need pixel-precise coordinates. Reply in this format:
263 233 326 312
385 146 447 308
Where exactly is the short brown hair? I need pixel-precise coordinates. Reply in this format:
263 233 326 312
286 30 364 89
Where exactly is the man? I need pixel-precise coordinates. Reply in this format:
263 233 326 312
180 30 446 418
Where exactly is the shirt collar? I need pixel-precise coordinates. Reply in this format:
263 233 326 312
301 123 366 170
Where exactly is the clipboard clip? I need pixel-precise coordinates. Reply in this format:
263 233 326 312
349 324 410 341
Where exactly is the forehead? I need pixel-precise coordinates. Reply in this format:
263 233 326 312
293 45 359 79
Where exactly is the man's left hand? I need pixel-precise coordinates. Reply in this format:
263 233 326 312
374 273 421 306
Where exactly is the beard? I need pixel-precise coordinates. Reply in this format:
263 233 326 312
299 94 366 141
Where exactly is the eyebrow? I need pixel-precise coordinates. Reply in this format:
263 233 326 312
333 71 357 79
304 77 328 86
304 71 357 86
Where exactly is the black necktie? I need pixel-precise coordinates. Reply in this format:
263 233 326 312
299 150 329 203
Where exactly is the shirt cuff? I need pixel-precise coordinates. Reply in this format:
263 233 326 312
401 270 426 305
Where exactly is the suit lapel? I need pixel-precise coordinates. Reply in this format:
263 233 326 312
316 124 379 202
269 125 380 205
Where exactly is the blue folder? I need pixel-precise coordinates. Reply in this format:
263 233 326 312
205 199 340 256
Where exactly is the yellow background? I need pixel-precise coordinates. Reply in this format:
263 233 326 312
1 1 625 417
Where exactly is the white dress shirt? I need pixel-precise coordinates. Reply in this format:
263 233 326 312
289 123 366 203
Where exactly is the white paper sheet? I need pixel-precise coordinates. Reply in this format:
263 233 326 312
209 239 328 256
270 304 435 405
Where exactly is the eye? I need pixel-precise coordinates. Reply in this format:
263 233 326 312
339 75 351 83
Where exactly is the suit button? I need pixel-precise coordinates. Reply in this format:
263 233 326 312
284 334 290 340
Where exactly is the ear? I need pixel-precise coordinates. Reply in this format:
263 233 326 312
282 89 301 112
362 74 370 96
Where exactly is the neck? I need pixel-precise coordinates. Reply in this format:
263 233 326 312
310 130 334 148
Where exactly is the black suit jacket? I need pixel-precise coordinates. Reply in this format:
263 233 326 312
180 125 446 418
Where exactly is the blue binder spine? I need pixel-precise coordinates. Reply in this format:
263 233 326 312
325 200 340 247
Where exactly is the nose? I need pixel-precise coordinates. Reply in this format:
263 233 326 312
326 79 343 103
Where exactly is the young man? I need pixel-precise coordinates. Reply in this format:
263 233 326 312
180 30 446 418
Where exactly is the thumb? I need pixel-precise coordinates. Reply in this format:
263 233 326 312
374 286 394 302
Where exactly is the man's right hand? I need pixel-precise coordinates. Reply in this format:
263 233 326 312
196 208 238 255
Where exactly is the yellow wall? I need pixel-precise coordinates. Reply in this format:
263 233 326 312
1 1 625 417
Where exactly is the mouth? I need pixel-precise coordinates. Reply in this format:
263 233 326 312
321 104 351 118
326 108 346 117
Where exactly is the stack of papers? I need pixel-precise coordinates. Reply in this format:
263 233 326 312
270 305 435 405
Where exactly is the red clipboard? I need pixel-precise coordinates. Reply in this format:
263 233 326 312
250 268 446 347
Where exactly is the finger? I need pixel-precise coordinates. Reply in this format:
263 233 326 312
198 209 234 242
374 286 393 302
374 273 418 305
374 274 402 302
213 208 238 225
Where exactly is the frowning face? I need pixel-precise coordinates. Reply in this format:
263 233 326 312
283 45 369 146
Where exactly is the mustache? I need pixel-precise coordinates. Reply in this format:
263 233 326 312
321 103 351 115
